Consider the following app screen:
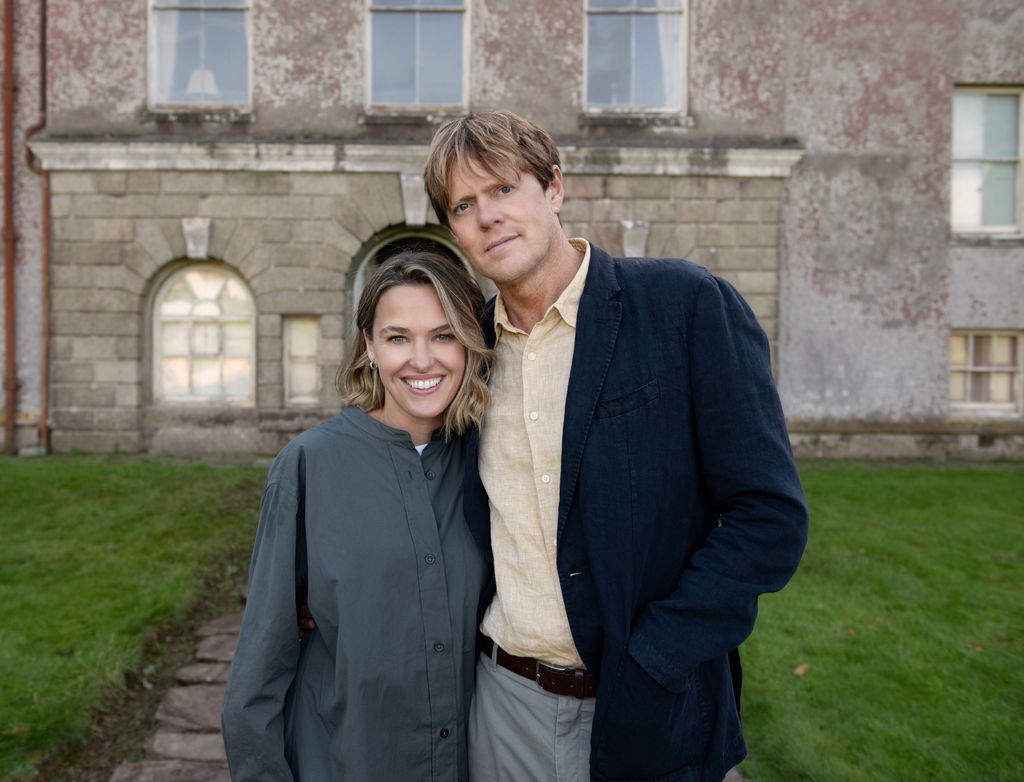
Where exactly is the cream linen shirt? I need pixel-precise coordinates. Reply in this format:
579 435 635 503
478 238 591 669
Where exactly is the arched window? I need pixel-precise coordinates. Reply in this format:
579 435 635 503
153 265 255 404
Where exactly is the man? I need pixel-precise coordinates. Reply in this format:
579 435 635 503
422 111 808 782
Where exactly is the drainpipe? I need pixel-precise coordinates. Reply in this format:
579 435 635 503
3 0 18 454
26 0 48 451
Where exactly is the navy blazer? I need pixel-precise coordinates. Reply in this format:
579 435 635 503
465 245 808 782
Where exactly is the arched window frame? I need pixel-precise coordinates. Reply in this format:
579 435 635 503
151 264 256 406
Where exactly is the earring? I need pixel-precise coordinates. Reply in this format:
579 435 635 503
369 359 378 370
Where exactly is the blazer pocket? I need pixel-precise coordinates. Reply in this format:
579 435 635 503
594 379 660 419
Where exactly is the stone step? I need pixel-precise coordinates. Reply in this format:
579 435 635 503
176 662 231 685
196 634 237 663
155 685 224 732
109 759 229 782
147 731 227 763
198 613 243 637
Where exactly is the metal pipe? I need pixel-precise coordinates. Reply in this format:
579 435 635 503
26 0 48 452
3 0 18 454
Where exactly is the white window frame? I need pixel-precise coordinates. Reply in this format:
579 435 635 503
284 317 322 407
583 0 688 116
152 266 256 406
147 0 253 111
950 86 1024 236
949 330 1023 416
366 0 469 111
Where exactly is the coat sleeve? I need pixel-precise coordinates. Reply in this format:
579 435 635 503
221 470 307 781
627 273 809 693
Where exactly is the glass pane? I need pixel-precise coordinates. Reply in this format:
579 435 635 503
590 0 635 8
192 322 220 355
287 319 319 357
587 15 632 106
991 335 1017 367
969 372 988 402
981 162 1017 226
223 322 252 356
372 0 411 5
223 357 251 397
154 10 201 104
972 335 990 366
162 322 189 355
202 11 249 105
186 270 227 301
989 372 1014 403
952 92 985 158
372 12 416 104
193 300 221 317
421 0 465 6
949 371 966 402
951 161 982 227
289 361 319 399
419 13 462 104
984 94 1019 158
192 357 221 397
633 13 678 107
161 284 195 318
160 0 248 6
220 277 253 317
161 357 189 397
950 334 968 366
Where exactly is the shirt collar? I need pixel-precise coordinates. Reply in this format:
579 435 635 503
494 238 591 336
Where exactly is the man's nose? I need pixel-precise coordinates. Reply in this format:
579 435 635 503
477 199 502 227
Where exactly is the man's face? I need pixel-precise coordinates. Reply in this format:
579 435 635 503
445 158 565 291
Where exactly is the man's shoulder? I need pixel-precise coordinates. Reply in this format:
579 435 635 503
597 251 718 302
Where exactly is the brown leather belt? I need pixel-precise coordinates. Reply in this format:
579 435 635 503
479 633 597 699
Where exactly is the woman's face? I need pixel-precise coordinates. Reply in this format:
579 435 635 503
365 283 467 443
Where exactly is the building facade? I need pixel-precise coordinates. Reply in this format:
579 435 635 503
2 0 1022 458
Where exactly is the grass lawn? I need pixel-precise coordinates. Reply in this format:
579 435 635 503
739 462 1024 782
0 456 264 781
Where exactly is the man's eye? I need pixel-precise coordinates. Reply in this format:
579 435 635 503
498 185 513 195
453 203 470 215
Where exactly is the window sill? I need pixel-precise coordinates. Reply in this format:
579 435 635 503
950 231 1024 247
579 111 695 129
360 108 465 126
145 108 255 125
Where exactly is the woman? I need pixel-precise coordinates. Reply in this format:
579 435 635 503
222 250 492 781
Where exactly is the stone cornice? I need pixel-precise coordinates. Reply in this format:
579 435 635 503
30 139 805 178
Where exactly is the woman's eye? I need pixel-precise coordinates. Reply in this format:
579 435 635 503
387 335 407 343
435 333 455 343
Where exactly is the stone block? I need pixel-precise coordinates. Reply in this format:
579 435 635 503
257 360 283 384
670 178 706 199
697 224 738 247
646 224 699 260
94 360 140 384
115 384 141 407
53 219 94 242
154 195 200 218
225 171 290 194
321 315 344 339
737 224 778 247
257 337 283 362
161 172 226 195
51 172 96 194
738 179 783 198
94 408 141 430
607 175 673 199
52 288 138 313
208 220 236 260
258 384 284 409
128 171 161 194
55 408 96 430
261 220 291 243
51 337 74 361
176 662 231 685
745 293 778 319
73 195 123 218
95 218 136 242
291 221 325 244
200 195 269 220
334 199 376 241
110 760 229 782
53 242 123 266
71 337 119 361
155 685 225 731
258 314 281 338
702 178 741 198
290 173 351 195
323 220 362 256
159 220 188 260
716 200 762 223
346 174 404 227
675 200 717 223
116 336 141 360
263 266 345 294
558 199 593 222
53 312 142 338
565 175 605 199
715 247 766 271
52 429 142 455
51 361 95 383
136 221 175 264
737 271 779 295
52 194 72 218
592 199 633 222
754 200 780 223
149 732 227 763
223 221 260 266
95 172 128 195
124 246 160 281
257 289 342 315
51 383 117 407
633 200 683 222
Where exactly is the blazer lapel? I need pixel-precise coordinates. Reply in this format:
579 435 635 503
557 247 621 543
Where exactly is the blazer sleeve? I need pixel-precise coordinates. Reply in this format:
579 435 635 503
627 273 809 693
221 471 307 781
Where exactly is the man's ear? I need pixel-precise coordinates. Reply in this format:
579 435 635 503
547 165 565 213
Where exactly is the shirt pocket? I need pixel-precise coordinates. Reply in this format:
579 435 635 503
593 379 660 419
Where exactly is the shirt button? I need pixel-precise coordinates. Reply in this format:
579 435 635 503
424 554 435 565
434 642 445 652
527 352 537 361
439 728 450 738
529 411 539 421
541 474 551 484
425 470 436 480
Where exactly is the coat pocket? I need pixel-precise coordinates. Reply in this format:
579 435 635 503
594 379 660 419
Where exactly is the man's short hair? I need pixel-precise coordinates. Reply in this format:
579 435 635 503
425 111 561 228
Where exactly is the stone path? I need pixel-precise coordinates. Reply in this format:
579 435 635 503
108 613 240 782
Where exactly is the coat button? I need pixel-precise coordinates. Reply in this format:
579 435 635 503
439 728 450 738
425 470 436 480
424 554 435 565
434 642 445 652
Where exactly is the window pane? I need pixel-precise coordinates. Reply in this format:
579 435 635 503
373 12 416 103
162 357 189 397
633 13 678 107
289 361 319 399
992 335 1017 367
588 15 632 106
590 0 635 8
160 279 195 317
969 372 988 402
223 357 251 397
154 9 247 105
951 161 982 227
223 322 252 356
981 162 1017 226
984 94 1019 158
287 319 319 357
952 92 985 158
972 334 991 366
949 371 966 402
186 270 227 301
154 10 201 104
419 13 462 104
162 322 190 355
989 372 1014 403
202 11 249 105
192 358 221 396
420 0 465 7
193 300 221 317
950 334 968 366
220 278 253 317
192 322 221 355
372 0 411 5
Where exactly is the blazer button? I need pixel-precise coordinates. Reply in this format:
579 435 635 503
439 728 450 738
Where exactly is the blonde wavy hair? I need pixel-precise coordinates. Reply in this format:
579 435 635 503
338 250 492 437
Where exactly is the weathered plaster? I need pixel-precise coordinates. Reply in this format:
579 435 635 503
949 248 1024 328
